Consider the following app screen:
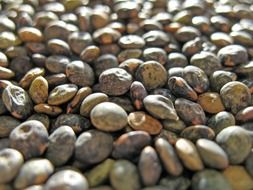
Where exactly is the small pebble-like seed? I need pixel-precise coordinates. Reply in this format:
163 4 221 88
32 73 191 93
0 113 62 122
0 66 15 79
68 32 92 55
135 61 167 91
0 16 15 32
210 32 233 47
175 138 204 171
67 87 92 114
180 125 215 142
183 65 209 94
45 170 89 190
93 27 121 44
159 175 191 190
220 81 251 114
190 51 222 76
155 138 183 176
34 103 62 116
2 85 33 119
207 111 235 134
90 102 128 132
142 30 169 47
80 93 108 117
197 92 225 114
19 67 45 89
216 126 252 164
0 116 20 138
14 159 54 189
162 119 186 133
130 81 147 110
109 96 135 113
29 76 48 104
47 39 71 56
168 77 198 101
46 126 76 166
90 6 107 24
192 169 232 190
99 68 133 96
75 129 113 164
45 73 68 87
143 95 178 120
118 49 142 63
236 106 253 123
25 42 47 55
66 60 95 87
0 52 8 67
45 55 70 74
18 27 43 42
85 159 115 187
53 114 90 134
93 54 118 77
175 98 206 125
223 166 253 190
196 139 229 169
119 58 143 75
9 120 48 159
128 112 162 135
118 35 145 49
218 44 248 66
112 131 151 160
143 47 167 65
27 114 50 130
0 148 24 184
155 129 179 145
138 146 162 186
110 160 141 190
48 84 78 106
210 70 237 92
80 45 100 63
0 32 17 49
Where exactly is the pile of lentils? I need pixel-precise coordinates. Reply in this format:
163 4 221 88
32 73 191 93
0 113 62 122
1 0 253 189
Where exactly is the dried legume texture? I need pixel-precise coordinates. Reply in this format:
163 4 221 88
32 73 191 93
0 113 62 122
0 0 253 190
